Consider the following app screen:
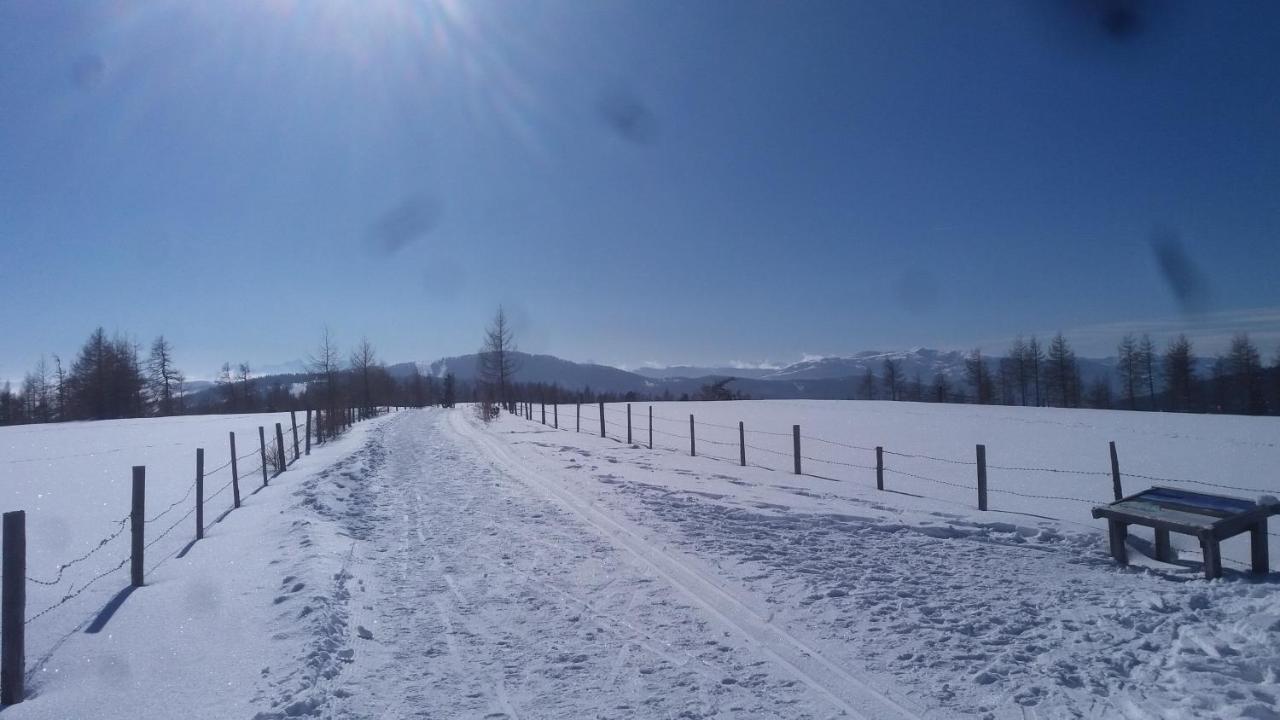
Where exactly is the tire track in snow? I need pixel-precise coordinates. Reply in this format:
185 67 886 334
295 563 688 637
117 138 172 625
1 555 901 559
451 411 929 720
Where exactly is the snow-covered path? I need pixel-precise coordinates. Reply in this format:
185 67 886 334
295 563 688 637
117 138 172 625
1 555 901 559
253 407 909 719
241 406 1279 720
477 409 1280 720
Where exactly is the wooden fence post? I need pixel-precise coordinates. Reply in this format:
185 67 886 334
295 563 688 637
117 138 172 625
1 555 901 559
229 432 241 509
305 410 311 456
195 448 204 541
275 423 286 475
627 404 632 445
976 444 987 511
876 447 884 491
290 411 300 462
131 466 145 586
793 425 801 475
541 403 546 425
599 402 605 438
554 404 558 429
259 426 268 487
690 414 696 457
739 421 746 466
648 406 653 449
576 403 581 432
1 510 25 706
1109 441 1123 501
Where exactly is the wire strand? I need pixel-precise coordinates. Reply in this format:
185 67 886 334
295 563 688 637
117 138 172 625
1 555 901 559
24 514 130 587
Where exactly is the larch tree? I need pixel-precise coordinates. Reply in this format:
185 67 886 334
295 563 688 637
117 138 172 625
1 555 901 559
478 306 520 405
1138 334 1158 410
52 353 67 420
1117 334 1140 410
1227 333 1265 414
964 349 993 404
308 327 344 424
1027 335 1044 406
67 328 147 420
236 362 254 412
858 368 877 400
1044 333 1080 408
217 362 236 411
147 336 182 416
1009 336 1030 405
931 372 951 403
882 358 902 401
1161 334 1196 412
350 337 379 411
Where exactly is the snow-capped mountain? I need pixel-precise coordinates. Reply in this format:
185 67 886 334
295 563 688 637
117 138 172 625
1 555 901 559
761 349 969 381
631 365 779 380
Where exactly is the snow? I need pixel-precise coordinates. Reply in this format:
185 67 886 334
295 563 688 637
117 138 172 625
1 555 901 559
2 402 1278 718
487 400 1280 717
0 410 335 719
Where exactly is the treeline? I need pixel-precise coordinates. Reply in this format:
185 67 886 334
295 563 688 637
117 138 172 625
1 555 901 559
0 327 463 426
1 328 149 424
503 331 1280 417
857 331 1278 415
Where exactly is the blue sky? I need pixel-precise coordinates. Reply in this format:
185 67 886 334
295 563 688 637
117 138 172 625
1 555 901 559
2 1 1278 380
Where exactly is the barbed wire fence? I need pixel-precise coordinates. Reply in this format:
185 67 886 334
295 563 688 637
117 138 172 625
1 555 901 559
1 405 404 704
509 400 1280 568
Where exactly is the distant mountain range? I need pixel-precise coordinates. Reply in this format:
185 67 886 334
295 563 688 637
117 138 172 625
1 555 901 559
184 347 1216 403
631 365 778 380
379 348 1128 400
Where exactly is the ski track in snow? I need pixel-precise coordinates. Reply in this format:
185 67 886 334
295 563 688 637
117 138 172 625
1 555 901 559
496 420 1280 720
252 409 850 719
247 408 1280 720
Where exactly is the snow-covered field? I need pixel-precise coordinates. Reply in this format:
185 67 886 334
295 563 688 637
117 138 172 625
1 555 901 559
1 402 1278 719
570 399 1280 567
0 410 331 717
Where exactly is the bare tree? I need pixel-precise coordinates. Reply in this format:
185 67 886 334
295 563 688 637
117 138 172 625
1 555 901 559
1044 332 1080 408
217 362 236 411
1085 379 1113 409
309 327 344 425
1138 334 1158 410
21 357 51 422
65 328 147 420
882 358 902 401
52 353 67 420
349 337 379 411
1009 336 1029 405
147 336 182 416
478 306 520 404
1227 333 1265 414
1117 333 1140 410
442 372 457 408
931 372 951 403
237 362 255 412
965 349 993 404
1027 335 1044 406
858 368 877 400
1162 334 1196 412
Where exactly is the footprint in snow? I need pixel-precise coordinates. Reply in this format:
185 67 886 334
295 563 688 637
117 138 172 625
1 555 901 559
356 625 374 640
